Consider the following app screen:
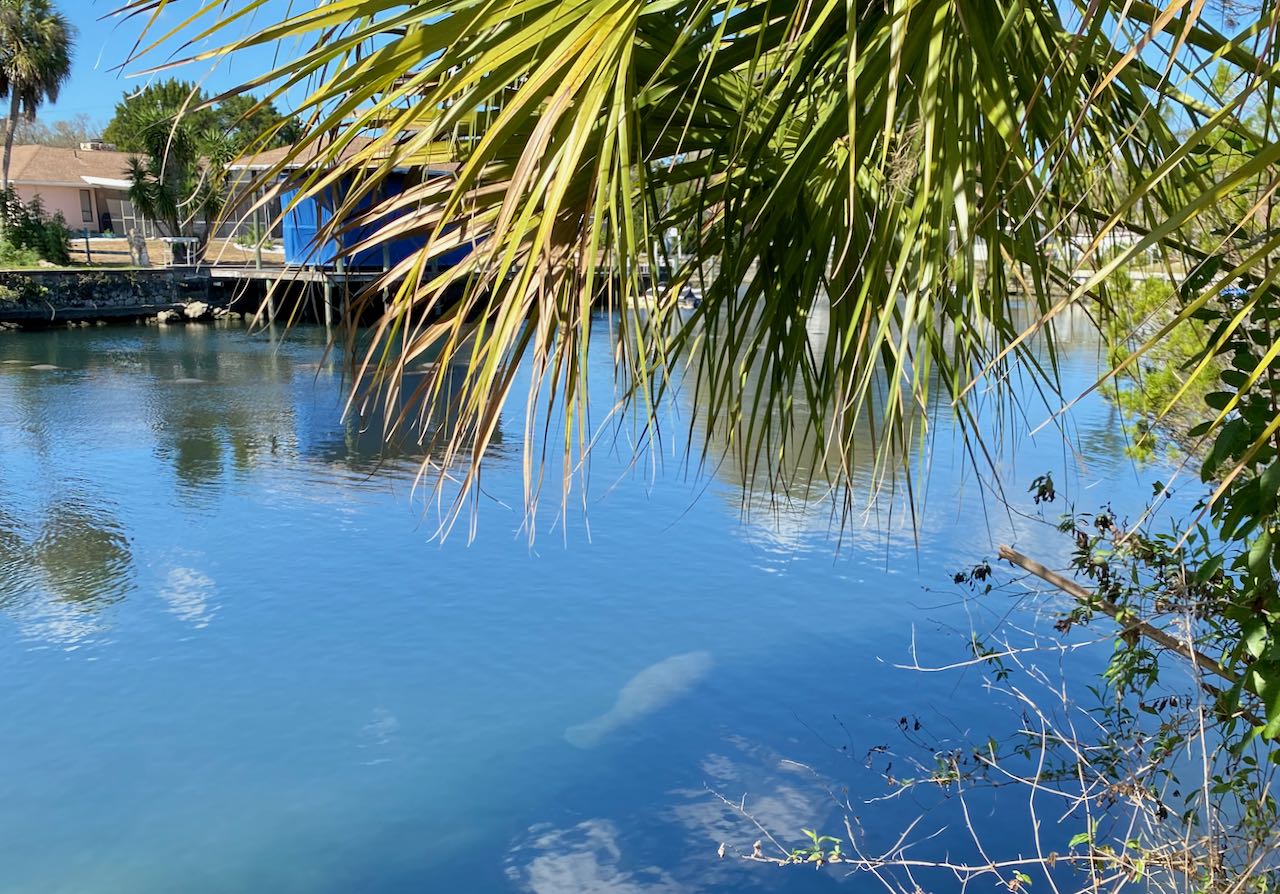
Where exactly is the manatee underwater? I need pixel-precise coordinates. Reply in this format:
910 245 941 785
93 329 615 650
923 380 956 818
565 651 714 748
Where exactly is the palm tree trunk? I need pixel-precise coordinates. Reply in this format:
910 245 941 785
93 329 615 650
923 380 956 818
2 92 20 191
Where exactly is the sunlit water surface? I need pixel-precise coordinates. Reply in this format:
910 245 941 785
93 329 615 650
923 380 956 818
0 317 1177 893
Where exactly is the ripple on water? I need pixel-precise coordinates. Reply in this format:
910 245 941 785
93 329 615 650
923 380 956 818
0 490 134 646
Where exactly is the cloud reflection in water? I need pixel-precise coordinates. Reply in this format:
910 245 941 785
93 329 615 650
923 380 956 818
506 819 690 894
158 564 218 628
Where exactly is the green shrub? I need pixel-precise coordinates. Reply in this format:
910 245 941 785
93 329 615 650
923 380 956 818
0 237 42 269
234 221 274 249
1101 271 1216 459
41 212 72 265
0 189 71 266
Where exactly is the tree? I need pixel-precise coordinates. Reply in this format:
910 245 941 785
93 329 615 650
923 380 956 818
114 1 1264 510
209 94 302 153
103 78 299 155
5 112 98 147
124 95 233 251
101 79 213 153
0 0 72 188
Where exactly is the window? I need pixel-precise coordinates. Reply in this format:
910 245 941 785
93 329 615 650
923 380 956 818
80 190 93 224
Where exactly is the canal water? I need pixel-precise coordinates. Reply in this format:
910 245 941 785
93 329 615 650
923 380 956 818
0 318 1172 893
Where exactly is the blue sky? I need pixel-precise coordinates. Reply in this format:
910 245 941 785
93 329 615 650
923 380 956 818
46 1 299 123
44 1 1246 127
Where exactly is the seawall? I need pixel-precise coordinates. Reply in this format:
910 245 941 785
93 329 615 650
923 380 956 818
0 269 217 326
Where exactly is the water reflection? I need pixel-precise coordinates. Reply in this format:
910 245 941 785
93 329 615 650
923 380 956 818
32 500 133 607
356 707 402 766
503 733 845 894
303 363 509 476
157 563 218 628
0 490 134 643
0 506 27 607
0 327 512 642
670 736 841 863
0 320 1168 893
0 327 507 496
143 338 306 494
506 820 690 894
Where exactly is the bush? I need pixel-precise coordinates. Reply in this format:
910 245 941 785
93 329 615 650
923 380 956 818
41 212 72 265
1101 270 1216 460
0 238 42 268
234 221 274 249
0 189 71 266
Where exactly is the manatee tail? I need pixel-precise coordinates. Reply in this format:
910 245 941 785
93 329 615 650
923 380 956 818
564 717 608 749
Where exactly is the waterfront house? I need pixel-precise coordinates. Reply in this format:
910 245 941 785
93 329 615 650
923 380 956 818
10 142 281 245
3 142 156 235
230 139 467 270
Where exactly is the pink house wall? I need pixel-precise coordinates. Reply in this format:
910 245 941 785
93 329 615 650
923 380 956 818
14 184 99 231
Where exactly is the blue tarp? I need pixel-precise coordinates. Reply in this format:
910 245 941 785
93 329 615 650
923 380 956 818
281 183 334 266
280 173 473 270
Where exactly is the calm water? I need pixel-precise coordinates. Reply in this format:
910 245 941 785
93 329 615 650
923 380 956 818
0 318 1170 893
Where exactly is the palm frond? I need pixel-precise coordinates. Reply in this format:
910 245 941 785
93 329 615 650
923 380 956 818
116 0 1277 527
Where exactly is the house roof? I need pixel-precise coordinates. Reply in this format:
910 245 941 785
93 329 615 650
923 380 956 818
6 145 136 188
230 137 375 171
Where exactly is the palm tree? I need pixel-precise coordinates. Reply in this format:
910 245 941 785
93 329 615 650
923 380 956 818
114 1 1274 513
123 90 234 257
0 0 72 189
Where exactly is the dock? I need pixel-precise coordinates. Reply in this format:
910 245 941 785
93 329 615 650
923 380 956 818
208 264 397 326
208 265 385 285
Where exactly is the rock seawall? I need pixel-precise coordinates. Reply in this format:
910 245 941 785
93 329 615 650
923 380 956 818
0 269 216 326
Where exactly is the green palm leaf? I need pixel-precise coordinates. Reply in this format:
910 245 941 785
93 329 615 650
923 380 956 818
0 0 73 188
115 0 1271 525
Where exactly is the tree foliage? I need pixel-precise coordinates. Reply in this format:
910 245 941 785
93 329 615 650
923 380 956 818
4 113 99 148
0 0 72 187
117 0 1273 525
1186 287 1280 736
0 186 70 264
110 4 1280 587
124 109 233 244
101 78 210 153
110 81 268 245
102 78 299 155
